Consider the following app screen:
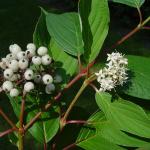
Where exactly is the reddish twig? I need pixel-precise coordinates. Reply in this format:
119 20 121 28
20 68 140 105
0 127 17 138
24 102 52 131
44 141 47 150
66 120 87 125
110 25 141 50
63 142 76 150
24 112 42 131
19 92 26 134
0 107 18 130
142 26 150 30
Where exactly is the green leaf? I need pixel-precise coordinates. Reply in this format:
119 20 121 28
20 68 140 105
124 55 150 100
33 10 50 47
110 0 145 8
9 95 59 143
50 39 78 77
33 9 78 82
79 0 109 63
95 92 150 138
78 111 150 149
77 113 125 150
46 12 84 56
78 134 125 150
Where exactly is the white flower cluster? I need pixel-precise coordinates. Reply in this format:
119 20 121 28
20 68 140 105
95 52 128 92
0 43 62 97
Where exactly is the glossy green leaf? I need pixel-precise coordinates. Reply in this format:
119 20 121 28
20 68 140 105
79 0 109 63
33 10 50 47
78 111 150 149
33 9 78 81
46 12 84 56
50 39 78 77
95 92 150 138
110 0 145 8
124 55 150 100
9 95 59 143
77 112 125 150
78 134 125 150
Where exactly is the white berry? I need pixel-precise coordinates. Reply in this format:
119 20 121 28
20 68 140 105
2 81 13 92
32 56 41 65
10 88 19 97
41 54 52 65
9 44 21 55
37 46 48 56
0 61 7 69
17 51 27 60
27 43 36 51
19 59 28 69
34 75 41 83
24 69 34 80
42 74 53 85
26 49 36 58
54 75 62 83
45 83 55 94
4 69 13 79
2 58 9 67
9 60 19 72
6 53 16 60
24 82 34 92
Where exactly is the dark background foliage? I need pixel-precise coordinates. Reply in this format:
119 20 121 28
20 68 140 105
0 0 150 149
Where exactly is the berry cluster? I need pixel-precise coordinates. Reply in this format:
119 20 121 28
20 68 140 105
95 52 128 92
0 43 62 97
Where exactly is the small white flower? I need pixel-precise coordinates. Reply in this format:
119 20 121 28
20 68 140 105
4 68 14 79
27 43 36 51
34 75 41 83
17 51 27 60
41 54 52 65
24 82 34 92
42 74 53 85
9 60 19 72
32 56 41 65
10 88 19 97
37 46 48 56
24 69 34 80
45 83 55 94
19 59 28 69
2 81 13 92
9 44 21 55
95 52 128 92
54 75 62 83
26 49 36 58
99 78 115 92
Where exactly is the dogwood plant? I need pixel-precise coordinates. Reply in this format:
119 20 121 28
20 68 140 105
0 0 150 150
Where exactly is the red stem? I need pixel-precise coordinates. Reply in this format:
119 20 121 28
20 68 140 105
44 142 47 150
110 25 140 50
0 128 17 138
0 107 18 130
66 120 87 125
19 93 26 134
142 26 150 30
63 143 76 150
